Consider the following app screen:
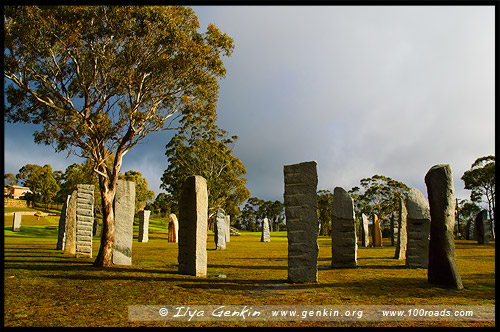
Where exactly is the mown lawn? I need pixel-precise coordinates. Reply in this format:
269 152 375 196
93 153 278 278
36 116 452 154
3 212 495 327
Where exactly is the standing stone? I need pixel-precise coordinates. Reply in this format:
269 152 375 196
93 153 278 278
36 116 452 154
390 211 399 246
360 213 370 247
12 212 21 232
214 208 227 250
138 210 151 243
56 195 71 250
113 180 135 265
261 217 271 242
474 210 490 244
372 214 383 247
405 188 431 268
92 218 99 236
225 215 231 243
168 214 178 243
75 184 94 258
178 176 208 277
64 190 78 255
425 164 463 289
331 187 357 268
284 161 319 283
394 197 408 260
466 218 475 240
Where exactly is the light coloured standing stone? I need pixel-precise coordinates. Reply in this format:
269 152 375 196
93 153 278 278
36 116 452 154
75 184 94 258
474 210 489 244
372 214 383 247
113 180 135 265
331 187 357 268
168 214 178 243
394 197 408 260
138 210 151 243
284 161 319 283
56 195 71 250
64 190 77 255
12 212 21 232
178 175 208 277
405 187 431 268
360 213 370 247
261 217 270 242
225 215 231 243
425 164 463 289
215 208 227 250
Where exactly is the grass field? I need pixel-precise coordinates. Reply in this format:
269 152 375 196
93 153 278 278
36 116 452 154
3 211 495 327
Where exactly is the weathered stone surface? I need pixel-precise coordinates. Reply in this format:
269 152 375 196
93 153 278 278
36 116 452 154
12 212 21 232
225 215 231 243
113 180 135 265
466 218 475 240
168 214 178 243
138 210 151 243
178 176 208 277
474 210 490 244
56 195 71 249
64 190 78 255
425 164 463 289
390 211 399 246
331 187 357 268
261 217 270 242
372 214 383 247
75 184 94 258
405 187 430 268
394 197 408 260
214 208 227 250
284 161 319 283
360 213 370 247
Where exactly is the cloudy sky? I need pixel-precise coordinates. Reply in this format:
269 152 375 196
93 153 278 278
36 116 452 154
4 5 495 206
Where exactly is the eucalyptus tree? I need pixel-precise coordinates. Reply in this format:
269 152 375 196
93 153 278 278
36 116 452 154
5 6 234 266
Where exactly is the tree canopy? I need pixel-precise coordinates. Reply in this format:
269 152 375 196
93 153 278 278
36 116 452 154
461 155 495 221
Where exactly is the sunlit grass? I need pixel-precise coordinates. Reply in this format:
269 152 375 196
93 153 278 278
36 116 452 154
3 212 495 327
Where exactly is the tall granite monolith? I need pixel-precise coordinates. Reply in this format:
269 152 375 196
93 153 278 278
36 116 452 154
331 187 357 268
394 197 408 260
178 176 208 277
372 214 383 247
75 184 94 258
64 190 77 255
284 161 319 283
405 188 431 268
474 210 490 244
425 164 463 289
215 208 227 250
113 180 135 265
56 195 71 249
12 212 21 232
360 213 370 247
261 217 271 242
225 215 231 243
390 211 399 246
138 210 151 243
168 214 178 243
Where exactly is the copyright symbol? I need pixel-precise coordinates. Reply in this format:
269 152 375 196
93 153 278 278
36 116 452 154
158 307 169 317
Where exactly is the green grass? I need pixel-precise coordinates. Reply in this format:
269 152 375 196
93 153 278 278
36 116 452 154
3 212 495 327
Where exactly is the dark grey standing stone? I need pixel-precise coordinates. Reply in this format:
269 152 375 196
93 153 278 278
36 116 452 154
56 195 71 250
261 217 270 242
405 188 430 268
425 164 463 289
75 184 94 258
360 213 370 247
474 210 490 244
466 217 475 240
12 212 21 232
64 190 78 255
138 210 151 243
331 187 357 268
284 161 319 283
113 180 135 265
92 218 99 236
214 208 227 250
394 197 408 260
390 211 399 246
178 176 208 277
